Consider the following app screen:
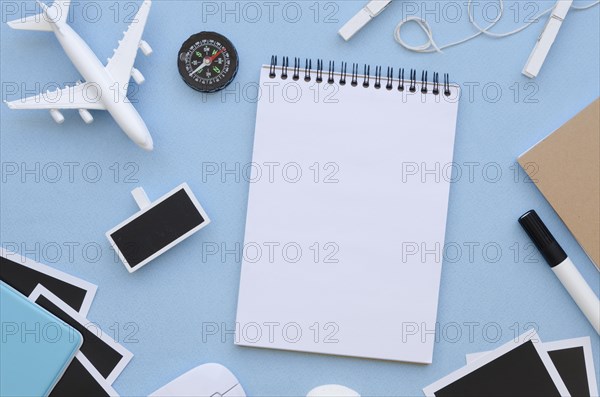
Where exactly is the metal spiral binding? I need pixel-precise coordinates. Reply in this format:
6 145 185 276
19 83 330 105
281 56 289 80
374 66 382 89
269 55 277 78
398 68 405 91
351 63 359 87
304 59 312 82
386 67 394 90
328 61 335 84
409 69 417 92
432 72 440 95
316 59 323 83
269 56 452 96
340 62 347 85
293 57 300 81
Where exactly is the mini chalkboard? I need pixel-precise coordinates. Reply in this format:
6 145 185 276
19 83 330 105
106 183 210 273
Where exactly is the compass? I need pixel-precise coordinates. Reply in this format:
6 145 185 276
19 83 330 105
178 32 239 93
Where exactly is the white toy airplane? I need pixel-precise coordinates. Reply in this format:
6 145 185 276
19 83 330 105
5 0 155 151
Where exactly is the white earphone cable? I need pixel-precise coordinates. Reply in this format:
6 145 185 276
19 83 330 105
394 0 599 53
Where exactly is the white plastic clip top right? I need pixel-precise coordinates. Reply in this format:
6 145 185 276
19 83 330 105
522 0 573 78
338 0 392 41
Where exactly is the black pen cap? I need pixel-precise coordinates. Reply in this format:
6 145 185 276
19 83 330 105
519 210 567 267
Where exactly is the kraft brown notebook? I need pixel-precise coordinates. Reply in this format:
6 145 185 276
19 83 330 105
519 98 600 270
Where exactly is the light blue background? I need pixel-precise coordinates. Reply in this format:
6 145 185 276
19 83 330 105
1 1 599 395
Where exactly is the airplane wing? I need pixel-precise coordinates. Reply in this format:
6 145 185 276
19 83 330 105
5 82 106 110
105 0 152 95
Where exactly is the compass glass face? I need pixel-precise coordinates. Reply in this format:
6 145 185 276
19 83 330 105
178 32 239 93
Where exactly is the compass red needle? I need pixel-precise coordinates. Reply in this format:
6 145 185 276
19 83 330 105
208 48 224 63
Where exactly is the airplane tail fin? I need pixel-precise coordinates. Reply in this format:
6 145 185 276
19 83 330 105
7 0 71 31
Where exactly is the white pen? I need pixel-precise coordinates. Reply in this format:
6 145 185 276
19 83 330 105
519 210 600 335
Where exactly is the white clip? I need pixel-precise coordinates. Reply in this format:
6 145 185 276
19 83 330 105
131 187 151 210
522 0 573 78
338 0 392 41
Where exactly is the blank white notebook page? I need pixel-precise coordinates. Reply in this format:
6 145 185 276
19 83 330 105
236 65 460 363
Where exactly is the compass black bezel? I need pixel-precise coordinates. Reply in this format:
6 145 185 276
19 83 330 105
177 31 239 93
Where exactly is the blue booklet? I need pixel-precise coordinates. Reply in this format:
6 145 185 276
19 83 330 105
1 282 82 397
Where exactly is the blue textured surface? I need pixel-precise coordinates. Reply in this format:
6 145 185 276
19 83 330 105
1 1 599 395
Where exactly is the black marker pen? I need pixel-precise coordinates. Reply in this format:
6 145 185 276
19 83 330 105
519 210 600 335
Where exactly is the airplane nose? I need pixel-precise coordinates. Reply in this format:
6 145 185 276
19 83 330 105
124 114 153 150
111 103 154 151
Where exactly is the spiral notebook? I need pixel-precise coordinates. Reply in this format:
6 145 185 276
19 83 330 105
236 57 460 363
